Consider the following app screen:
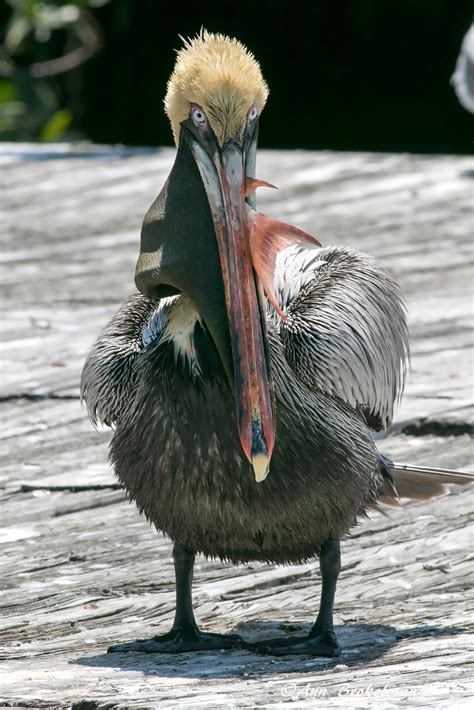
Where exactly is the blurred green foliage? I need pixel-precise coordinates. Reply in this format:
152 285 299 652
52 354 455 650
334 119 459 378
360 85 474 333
0 0 108 141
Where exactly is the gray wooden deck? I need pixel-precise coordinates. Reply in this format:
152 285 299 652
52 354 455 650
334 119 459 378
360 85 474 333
0 144 473 709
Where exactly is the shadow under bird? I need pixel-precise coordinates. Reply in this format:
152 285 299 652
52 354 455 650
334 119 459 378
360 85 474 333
81 31 473 656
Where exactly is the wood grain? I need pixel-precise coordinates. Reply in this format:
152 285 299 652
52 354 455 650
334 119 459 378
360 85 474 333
0 144 472 709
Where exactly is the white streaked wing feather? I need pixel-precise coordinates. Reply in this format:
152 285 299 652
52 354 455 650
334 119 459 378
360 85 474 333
274 245 409 429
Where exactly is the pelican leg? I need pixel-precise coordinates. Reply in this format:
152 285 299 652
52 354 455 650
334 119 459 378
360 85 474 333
255 538 341 657
108 543 246 653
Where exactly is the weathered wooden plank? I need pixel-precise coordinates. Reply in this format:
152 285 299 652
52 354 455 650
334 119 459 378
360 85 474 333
0 484 472 707
0 144 472 708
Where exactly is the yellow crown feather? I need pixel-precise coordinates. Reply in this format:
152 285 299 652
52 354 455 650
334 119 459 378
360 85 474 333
165 30 269 146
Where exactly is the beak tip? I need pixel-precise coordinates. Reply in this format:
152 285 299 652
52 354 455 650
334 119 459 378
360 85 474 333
252 452 270 483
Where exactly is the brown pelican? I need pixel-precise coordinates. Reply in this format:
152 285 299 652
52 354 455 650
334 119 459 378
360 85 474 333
81 31 473 656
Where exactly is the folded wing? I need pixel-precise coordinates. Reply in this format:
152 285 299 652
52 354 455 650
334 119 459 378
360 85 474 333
80 293 159 427
275 244 410 431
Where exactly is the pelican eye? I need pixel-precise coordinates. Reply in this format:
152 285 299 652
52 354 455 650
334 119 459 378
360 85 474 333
191 105 207 126
248 105 258 122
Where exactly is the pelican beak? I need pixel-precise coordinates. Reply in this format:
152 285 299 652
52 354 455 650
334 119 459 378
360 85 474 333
135 117 275 481
184 126 275 480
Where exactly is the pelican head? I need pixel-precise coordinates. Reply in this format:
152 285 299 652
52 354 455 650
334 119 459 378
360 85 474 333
164 31 269 147
135 32 274 480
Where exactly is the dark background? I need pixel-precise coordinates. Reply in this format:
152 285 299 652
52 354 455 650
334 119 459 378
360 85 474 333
1 0 472 152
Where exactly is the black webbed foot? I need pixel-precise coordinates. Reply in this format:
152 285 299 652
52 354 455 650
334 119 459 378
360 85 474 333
254 629 340 657
107 627 247 654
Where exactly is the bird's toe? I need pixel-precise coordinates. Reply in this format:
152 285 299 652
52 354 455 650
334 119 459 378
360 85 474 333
107 629 248 654
107 638 163 654
255 630 340 657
